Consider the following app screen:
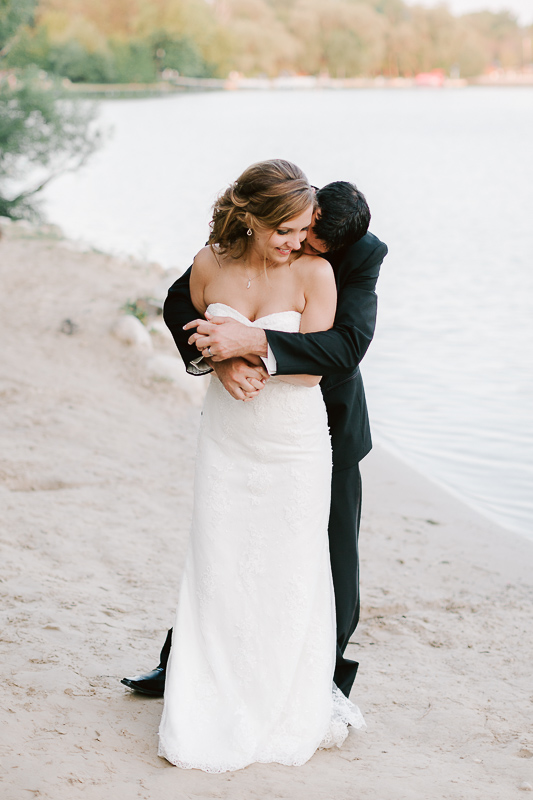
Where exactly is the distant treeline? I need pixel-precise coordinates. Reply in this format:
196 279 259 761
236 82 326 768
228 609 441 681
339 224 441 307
5 0 532 82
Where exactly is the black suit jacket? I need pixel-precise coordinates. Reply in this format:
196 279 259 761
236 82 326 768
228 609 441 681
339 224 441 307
266 232 387 470
163 231 387 472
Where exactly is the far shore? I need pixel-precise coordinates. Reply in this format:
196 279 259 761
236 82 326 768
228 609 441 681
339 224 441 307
63 71 533 98
1 222 532 799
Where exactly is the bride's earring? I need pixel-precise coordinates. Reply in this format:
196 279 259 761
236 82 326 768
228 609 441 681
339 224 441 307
247 228 252 236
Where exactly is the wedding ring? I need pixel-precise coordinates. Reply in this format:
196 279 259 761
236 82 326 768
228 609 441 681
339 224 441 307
206 346 212 357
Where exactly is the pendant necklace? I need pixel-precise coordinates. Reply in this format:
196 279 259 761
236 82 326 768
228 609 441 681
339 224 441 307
245 272 260 289
244 261 271 289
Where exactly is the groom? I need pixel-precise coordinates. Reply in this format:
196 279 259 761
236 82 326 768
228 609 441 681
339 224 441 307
122 181 388 698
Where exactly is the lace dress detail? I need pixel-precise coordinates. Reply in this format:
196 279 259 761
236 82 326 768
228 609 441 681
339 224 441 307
158 303 365 772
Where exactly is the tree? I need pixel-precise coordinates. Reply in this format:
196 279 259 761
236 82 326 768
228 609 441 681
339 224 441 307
0 0 35 57
464 10 524 69
0 1 101 221
3 0 529 81
215 0 297 76
151 33 212 77
288 0 385 77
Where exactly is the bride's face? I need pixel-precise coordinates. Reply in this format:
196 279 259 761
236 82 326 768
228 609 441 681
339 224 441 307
251 205 314 265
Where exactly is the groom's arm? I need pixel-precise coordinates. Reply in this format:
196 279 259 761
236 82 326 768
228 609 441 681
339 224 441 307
163 267 268 400
163 266 212 374
186 235 387 375
266 237 387 376
164 267 268 371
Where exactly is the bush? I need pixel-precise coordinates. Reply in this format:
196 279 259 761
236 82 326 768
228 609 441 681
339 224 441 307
0 67 101 220
152 35 213 78
5 28 114 83
108 40 158 83
6 30 162 84
47 40 116 84
3 26 49 69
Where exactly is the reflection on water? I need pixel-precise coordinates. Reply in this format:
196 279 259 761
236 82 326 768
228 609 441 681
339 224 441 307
43 88 533 538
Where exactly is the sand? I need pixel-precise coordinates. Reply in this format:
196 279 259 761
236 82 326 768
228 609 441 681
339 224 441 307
1 222 532 799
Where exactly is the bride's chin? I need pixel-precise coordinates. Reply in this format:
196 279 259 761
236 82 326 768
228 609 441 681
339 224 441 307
272 250 291 263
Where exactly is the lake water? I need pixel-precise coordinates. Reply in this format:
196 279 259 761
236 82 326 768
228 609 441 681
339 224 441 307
43 88 533 539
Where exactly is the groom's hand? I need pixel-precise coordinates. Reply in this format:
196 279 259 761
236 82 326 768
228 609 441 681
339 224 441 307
210 358 268 402
184 314 268 361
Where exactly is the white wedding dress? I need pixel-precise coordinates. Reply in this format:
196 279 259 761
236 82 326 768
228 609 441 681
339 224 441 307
158 303 365 772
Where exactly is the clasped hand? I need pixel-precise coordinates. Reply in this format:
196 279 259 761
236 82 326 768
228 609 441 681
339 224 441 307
184 313 269 402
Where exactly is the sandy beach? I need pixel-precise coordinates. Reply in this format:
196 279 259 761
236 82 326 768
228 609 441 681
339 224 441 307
1 222 532 800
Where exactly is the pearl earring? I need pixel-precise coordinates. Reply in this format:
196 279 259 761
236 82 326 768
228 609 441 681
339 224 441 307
247 228 252 236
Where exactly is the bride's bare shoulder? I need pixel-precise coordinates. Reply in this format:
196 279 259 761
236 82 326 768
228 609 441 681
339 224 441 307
191 246 224 286
190 248 223 312
294 254 335 288
192 245 220 271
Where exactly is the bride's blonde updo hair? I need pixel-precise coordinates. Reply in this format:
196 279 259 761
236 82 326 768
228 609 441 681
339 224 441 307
208 159 316 259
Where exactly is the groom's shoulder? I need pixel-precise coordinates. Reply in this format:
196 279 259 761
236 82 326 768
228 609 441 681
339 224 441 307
347 231 388 262
331 231 388 271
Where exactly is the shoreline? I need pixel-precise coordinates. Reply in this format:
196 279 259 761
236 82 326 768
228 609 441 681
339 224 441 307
362 443 533 588
370 432 531 543
1 227 532 798
62 73 533 98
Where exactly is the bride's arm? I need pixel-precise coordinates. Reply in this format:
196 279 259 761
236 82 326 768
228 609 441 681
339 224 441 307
276 257 337 387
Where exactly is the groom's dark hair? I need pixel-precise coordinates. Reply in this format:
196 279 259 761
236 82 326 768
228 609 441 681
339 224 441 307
314 181 370 253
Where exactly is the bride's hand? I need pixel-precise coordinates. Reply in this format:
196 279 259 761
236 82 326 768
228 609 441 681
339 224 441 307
211 358 268 402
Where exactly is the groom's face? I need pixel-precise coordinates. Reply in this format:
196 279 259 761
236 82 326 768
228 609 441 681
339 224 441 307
302 210 328 256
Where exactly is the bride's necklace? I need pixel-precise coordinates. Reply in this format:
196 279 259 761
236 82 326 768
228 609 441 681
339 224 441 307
245 270 262 289
243 260 273 289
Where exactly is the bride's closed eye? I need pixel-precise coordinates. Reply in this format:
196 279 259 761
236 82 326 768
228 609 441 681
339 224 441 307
276 227 309 235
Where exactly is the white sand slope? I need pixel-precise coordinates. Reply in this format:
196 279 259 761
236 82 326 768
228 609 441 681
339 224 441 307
1 224 532 799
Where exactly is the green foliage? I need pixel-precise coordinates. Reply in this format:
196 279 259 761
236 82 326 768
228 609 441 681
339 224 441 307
48 40 115 83
152 34 213 78
121 300 148 325
0 67 101 220
0 0 35 52
6 24 213 82
3 0 530 81
108 40 158 83
4 25 50 68
6 28 116 82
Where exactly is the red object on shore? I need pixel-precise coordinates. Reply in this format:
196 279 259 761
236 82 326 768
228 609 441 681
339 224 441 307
415 69 445 87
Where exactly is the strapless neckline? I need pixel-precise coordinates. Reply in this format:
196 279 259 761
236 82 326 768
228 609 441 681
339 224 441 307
206 302 301 327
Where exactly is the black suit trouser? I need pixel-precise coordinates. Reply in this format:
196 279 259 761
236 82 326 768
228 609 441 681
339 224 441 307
329 463 362 697
158 464 362 698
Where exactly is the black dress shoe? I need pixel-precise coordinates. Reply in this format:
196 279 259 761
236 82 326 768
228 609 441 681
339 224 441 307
121 667 166 697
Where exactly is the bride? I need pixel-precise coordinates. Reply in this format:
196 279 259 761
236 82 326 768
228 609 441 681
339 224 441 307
158 159 365 773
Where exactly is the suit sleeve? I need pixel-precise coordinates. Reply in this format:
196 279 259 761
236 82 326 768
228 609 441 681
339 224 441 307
265 240 387 376
163 266 212 374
